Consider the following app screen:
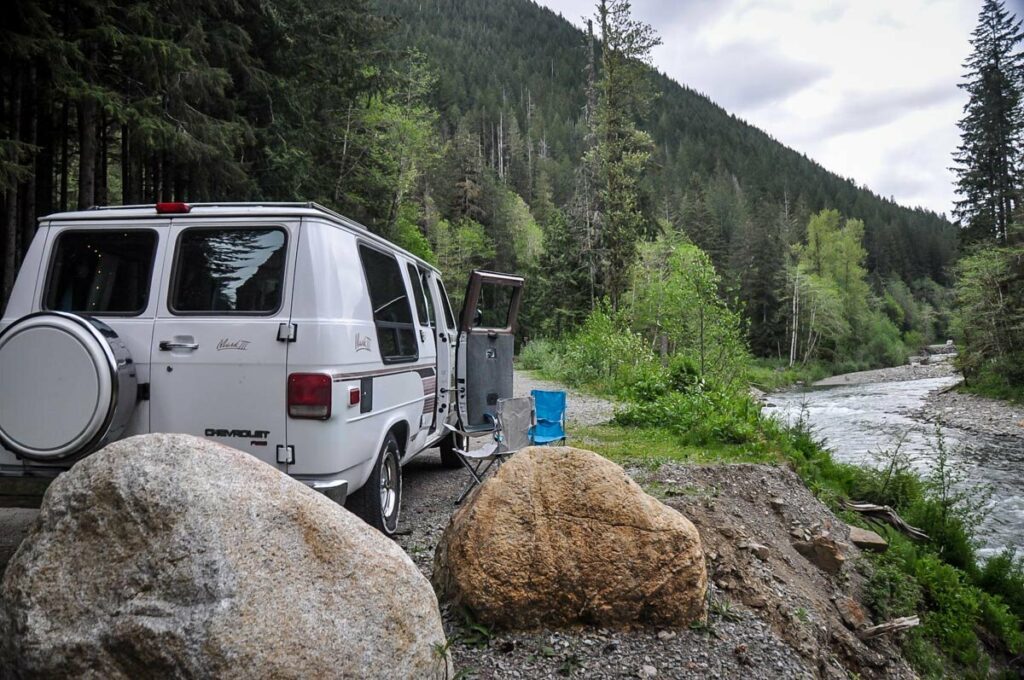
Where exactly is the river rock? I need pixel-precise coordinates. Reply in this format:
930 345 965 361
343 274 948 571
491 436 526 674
793 535 846 574
848 525 888 553
0 433 451 679
433 446 708 628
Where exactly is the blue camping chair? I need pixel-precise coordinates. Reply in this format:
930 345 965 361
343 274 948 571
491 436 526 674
529 389 567 445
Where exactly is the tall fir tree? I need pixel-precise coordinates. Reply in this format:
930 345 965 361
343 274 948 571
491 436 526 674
953 0 1024 243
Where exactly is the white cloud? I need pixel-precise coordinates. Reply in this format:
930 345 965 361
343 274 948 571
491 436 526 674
537 0 981 217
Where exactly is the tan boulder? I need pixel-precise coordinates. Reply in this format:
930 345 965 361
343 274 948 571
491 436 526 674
1 434 451 679
433 446 707 628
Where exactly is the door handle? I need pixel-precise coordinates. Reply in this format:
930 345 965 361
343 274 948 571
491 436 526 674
159 340 199 351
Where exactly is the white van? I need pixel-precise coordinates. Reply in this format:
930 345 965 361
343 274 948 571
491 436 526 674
0 202 524 534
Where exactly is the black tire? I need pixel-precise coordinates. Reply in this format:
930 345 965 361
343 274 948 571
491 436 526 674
439 430 465 469
347 432 402 535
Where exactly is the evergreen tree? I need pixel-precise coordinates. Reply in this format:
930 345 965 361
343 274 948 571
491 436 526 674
953 0 1024 243
590 0 660 308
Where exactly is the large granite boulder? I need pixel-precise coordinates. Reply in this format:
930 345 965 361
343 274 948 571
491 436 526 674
433 446 707 628
0 434 451 679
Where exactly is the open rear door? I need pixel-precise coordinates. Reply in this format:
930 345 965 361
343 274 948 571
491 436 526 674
455 270 525 432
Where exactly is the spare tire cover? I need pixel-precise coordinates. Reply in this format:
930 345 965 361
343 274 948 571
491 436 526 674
0 312 137 461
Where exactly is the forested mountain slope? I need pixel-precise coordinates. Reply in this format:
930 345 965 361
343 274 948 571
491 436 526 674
379 0 957 283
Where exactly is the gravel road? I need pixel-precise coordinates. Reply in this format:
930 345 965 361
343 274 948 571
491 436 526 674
513 371 617 426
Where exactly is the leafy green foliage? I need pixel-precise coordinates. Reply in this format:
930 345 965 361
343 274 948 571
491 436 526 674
954 243 1024 398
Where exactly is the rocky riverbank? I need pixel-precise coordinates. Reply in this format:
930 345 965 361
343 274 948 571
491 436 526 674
813 357 958 387
920 385 1024 440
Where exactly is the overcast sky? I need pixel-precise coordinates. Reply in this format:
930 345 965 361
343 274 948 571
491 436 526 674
535 0 1022 218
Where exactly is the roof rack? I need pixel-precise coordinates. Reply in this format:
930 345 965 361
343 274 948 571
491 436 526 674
86 201 340 214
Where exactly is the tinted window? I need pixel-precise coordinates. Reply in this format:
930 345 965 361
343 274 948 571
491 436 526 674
419 270 437 328
172 228 286 314
437 280 456 330
477 281 513 328
359 245 418 363
45 230 157 315
407 264 429 326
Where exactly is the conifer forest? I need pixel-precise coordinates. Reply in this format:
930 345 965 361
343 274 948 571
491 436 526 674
0 0 1019 388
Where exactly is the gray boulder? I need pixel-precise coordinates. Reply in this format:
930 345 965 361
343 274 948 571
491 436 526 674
0 433 451 679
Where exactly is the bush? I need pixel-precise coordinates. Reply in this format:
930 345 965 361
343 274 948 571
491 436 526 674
557 308 656 396
615 385 764 448
517 338 557 371
978 550 1024 621
865 554 923 621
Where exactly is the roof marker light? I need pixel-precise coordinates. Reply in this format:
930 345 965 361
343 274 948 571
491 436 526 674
156 202 191 214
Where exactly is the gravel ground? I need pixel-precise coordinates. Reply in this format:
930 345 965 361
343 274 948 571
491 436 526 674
514 370 617 426
398 451 820 679
921 384 1024 440
813 357 958 387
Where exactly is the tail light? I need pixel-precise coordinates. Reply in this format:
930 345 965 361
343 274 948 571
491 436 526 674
288 373 332 419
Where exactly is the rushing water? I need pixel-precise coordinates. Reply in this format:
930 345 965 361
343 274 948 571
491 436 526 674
763 375 1023 559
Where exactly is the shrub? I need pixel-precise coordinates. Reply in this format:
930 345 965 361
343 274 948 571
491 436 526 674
517 338 557 371
615 385 764 448
978 550 1024 620
865 554 923 621
558 308 656 396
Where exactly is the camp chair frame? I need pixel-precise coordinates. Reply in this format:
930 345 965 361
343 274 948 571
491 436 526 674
529 389 567 445
445 396 535 504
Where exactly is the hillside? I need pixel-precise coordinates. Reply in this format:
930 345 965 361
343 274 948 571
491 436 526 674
378 0 958 284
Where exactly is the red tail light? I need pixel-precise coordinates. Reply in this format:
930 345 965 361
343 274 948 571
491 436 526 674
288 373 332 419
156 202 191 214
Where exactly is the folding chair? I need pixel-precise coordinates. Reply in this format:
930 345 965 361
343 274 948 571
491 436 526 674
529 389 567 445
445 396 535 504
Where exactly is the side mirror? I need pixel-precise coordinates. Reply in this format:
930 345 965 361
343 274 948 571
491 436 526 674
473 308 483 327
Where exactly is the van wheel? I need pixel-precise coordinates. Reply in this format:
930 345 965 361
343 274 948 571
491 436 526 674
347 432 402 535
439 431 465 469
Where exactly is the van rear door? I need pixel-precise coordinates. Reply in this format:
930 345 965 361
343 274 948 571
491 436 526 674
150 220 297 468
454 270 524 431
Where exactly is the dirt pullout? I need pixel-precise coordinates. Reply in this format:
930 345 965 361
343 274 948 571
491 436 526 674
630 462 915 680
513 370 617 426
813 358 958 387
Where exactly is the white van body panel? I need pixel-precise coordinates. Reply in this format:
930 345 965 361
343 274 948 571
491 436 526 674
0 204 455 502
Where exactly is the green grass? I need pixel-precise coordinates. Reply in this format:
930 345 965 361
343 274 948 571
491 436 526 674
573 423 780 467
959 375 1024 405
744 358 834 391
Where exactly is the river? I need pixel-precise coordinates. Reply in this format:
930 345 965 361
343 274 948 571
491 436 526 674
763 374 1023 559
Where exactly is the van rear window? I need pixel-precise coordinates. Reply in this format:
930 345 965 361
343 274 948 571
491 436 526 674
44 230 157 315
171 228 286 314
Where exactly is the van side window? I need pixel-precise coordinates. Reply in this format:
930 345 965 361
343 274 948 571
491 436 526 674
406 263 430 327
437 279 457 330
418 269 436 328
44 230 157 315
359 245 418 363
171 228 286 314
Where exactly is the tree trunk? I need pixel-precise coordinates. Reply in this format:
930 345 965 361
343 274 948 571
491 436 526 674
789 270 799 367
19 66 37 260
95 111 108 206
77 97 97 209
3 72 22 302
59 100 69 212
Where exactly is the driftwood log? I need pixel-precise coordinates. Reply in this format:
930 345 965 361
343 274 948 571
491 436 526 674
844 501 930 541
858 616 921 640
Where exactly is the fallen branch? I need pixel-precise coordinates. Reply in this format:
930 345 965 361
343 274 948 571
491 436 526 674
858 616 920 640
844 501 930 541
